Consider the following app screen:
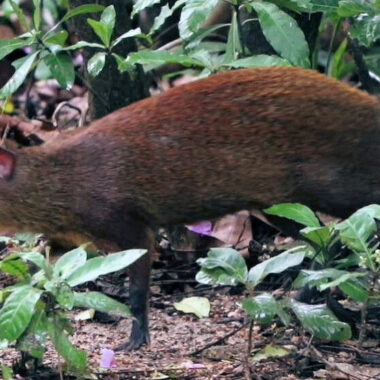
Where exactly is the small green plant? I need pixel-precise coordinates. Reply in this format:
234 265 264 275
0 243 146 374
265 203 380 343
196 243 352 346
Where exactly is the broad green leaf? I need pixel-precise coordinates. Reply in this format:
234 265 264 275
0 38 34 61
44 52 75 90
73 291 131 317
173 297 210 318
290 300 351 341
338 0 374 17
225 54 291 68
339 278 368 302
19 252 48 272
330 38 355 79
53 247 87 280
224 10 242 63
87 6 115 48
0 285 42 341
132 0 161 17
61 4 104 22
87 52 106 77
248 248 305 288
252 344 291 362
264 203 320 227
300 225 333 247
67 249 147 286
242 293 277 324
0 51 39 99
44 30 69 46
251 1 310 67
179 0 220 40
350 15 380 47
196 248 248 286
0 255 29 280
46 318 87 371
266 0 313 12
16 303 47 359
150 4 173 34
335 212 376 253
355 204 380 220
111 28 143 49
319 272 366 291
64 41 105 50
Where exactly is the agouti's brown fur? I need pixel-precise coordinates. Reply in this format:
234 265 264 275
0 67 379 349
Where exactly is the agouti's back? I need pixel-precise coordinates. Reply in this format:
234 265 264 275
0 66 379 349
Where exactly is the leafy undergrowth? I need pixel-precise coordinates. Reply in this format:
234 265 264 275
1 266 379 380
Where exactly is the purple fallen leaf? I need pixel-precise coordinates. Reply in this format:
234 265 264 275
183 362 207 369
100 348 117 369
187 221 213 236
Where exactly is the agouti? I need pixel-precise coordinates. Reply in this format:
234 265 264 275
0 67 379 349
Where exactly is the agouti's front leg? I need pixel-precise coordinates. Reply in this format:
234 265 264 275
116 248 152 351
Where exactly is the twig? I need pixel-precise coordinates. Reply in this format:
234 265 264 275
189 321 248 356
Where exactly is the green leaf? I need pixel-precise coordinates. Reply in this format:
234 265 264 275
150 4 173 34
132 0 162 17
127 50 201 69
338 0 374 17
67 249 147 286
73 291 131 317
0 285 42 342
0 255 29 280
264 203 320 227
53 247 87 280
9 0 30 31
16 303 47 359
46 317 87 371
339 278 368 302
87 5 115 48
290 300 351 341
0 38 34 61
19 252 48 272
309 0 340 12
44 30 69 46
300 225 333 247
87 52 106 77
44 51 75 90
0 51 38 99
196 248 248 286
56 283 74 310
33 0 41 30
1 365 13 380
225 54 291 68
335 212 376 253
179 0 220 40
242 293 278 324
61 4 104 22
248 248 305 288
355 204 380 220
251 1 310 67
64 41 105 51
173 297 210 318
350 15 380 47
112 53 135 73
111 28 143 49
224 10 242 63
266 0 313 13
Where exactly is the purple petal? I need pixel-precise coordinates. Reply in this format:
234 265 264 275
187 221 213 236
100 348 117 368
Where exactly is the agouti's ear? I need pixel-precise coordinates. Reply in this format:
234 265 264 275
0 148 16 181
